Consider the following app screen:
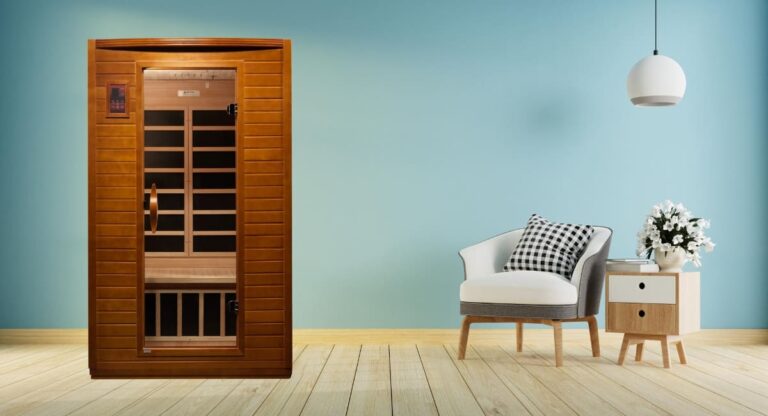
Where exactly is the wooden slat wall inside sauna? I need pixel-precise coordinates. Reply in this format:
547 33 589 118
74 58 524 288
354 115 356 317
90 41 291 376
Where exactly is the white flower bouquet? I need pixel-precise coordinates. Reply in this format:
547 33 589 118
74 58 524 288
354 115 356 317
636 200 715 267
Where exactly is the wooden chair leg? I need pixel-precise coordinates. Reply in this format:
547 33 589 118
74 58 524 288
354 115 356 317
635 342 644 362
660 336 671 369
586 315 600 357
552 321 563 367
516 322 523 352
675 339 687 365
618 334 630 365
458 316 472 360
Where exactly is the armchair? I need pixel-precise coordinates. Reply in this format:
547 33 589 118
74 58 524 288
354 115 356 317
457 226 612 366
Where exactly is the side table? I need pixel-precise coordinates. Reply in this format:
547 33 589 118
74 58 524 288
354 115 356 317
605 271 700 368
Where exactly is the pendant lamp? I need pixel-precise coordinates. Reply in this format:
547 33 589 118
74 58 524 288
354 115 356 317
627 0 686 106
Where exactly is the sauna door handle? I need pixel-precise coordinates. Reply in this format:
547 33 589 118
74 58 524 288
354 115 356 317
227 300 240 314
149 183 159 233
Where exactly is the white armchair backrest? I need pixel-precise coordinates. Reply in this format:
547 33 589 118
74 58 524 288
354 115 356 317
570 226 612 287
459 226 612 283
459 229 524 279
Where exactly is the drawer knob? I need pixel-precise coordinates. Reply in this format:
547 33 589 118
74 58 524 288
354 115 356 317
639 282 646 289
638 310 646 318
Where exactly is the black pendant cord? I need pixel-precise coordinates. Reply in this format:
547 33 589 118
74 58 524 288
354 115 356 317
653 0 659 55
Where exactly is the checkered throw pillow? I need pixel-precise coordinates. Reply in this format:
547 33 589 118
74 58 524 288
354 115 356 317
504 214 594 279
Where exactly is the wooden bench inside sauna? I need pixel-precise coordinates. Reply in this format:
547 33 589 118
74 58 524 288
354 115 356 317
142 69 238 348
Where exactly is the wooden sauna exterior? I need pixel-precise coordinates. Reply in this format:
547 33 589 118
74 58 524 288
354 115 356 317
88 38 292 378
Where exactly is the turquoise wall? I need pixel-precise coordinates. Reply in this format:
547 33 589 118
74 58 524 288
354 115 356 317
0 0 766 329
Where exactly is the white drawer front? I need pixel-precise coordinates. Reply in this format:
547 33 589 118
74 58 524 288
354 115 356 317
608 275 676 304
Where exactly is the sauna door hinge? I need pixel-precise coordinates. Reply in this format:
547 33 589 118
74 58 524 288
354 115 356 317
227 299 240 314
226 103 238 117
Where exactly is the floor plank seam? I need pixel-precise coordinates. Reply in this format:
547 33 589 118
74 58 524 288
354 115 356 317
561 346 671 415
473 344 552 416
0 346 55 370
685 348 768 399
59 377 132 416
248 344 307 416
525 344 627 416
565 349 673 415
735 346 768 363
387 345 394 416
201 379 246 416
0 345 83 383
242 380 279 416
635 346 768 413
81 378 174 416
599 344 758 416
296 344 335 416
157 380 207 416
413 344 440 416
502 343 585 416
701 346 768 384
2 340 768 416
443 343 515 415
1 367 91 415
0 350 88 398
343 344 363 416
701 345 768 371
574 343 715 416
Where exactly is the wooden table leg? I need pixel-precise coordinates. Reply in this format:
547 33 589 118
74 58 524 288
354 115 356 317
516 322 523 352
675 339 687 365
618 334 630 365
660 336 671 369
635 342 644 362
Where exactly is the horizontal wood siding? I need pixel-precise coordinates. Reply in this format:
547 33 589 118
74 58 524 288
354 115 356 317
90 39 291 377
242 47 290 366
90 43 140 373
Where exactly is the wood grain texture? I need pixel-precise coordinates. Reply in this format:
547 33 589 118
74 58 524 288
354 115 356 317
347 345 392 416
2 337 768 415
607 303 678 335
418 344 483 416
606 272 701 336
501 344 621 416
525 342 665 416
473 344 574 416
601 343 762 415
446 344 531 415
301 345 361 415
88 38 291 378
390 344 438 416
569 343 712 415
253 345 332 415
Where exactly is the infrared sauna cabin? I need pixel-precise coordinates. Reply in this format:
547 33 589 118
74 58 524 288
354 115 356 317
88 38 291 378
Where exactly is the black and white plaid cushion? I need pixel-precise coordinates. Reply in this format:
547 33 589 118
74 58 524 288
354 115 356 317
503 214 594 280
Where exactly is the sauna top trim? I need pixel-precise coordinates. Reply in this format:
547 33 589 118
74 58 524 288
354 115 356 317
95 38 287 49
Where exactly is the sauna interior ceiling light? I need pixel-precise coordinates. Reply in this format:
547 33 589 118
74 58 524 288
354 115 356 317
626 0 686 107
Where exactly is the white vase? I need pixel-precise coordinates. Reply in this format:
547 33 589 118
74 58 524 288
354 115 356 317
654 248 688 272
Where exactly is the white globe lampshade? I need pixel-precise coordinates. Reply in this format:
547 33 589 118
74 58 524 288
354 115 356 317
626 54 686 106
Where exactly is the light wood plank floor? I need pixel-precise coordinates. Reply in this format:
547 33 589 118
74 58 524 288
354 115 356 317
1 331 767 415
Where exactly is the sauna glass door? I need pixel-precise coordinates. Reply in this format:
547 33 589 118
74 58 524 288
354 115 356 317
141 69 238 349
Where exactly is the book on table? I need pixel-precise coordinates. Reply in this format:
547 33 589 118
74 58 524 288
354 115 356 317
606 258 660 273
